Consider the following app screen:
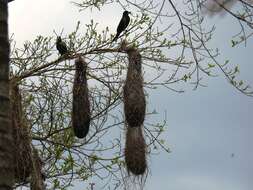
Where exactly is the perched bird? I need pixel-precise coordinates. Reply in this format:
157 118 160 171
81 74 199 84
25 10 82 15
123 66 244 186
56 36 68 56
112 11 131 42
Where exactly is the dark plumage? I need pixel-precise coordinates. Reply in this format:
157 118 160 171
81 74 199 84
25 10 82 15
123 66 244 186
112 11 130 42
56 36 68 56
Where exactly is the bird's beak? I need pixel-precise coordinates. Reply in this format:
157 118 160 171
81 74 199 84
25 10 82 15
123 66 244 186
128 11 132 14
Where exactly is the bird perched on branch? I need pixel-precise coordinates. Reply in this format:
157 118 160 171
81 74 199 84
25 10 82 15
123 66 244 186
56 36 68 56
112 11 131 42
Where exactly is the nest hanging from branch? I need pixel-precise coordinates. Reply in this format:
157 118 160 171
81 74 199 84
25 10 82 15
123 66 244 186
10 84 45 189
125 127 147 175
10 84 33 183
122 44 147 176
123 47 146 128
72 56 91 138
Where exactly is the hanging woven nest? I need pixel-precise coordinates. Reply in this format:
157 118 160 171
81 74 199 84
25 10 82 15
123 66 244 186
10 84 33 183
123 47 146 128
122 44 147 176
125 127 147 175
72 56 91 138
10 84 45 189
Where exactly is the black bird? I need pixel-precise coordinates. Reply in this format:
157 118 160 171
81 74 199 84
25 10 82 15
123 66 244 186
56 36 68 56
113 11 131 42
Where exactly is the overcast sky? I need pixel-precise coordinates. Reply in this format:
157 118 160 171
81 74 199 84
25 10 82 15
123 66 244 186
8 1 253 190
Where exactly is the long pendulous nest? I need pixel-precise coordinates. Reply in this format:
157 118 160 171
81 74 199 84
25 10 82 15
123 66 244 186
72 56 91 138
10 84 33 183
10 84 45 188
123 48 146 128
125 127 147 175
123 46 147 176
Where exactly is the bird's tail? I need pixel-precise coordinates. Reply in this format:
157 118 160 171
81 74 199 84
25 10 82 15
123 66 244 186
112 33 119 42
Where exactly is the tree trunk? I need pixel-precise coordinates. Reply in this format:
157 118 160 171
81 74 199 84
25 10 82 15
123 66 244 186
0 0 14 189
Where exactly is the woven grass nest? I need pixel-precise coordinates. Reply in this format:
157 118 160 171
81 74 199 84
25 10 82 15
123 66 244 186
72 56 91 138
10 84 32 183
123 48 146 128
10 84 45 189
123 45 147 176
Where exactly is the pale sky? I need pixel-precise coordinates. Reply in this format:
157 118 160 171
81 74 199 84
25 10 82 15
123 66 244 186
8 0 253 190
